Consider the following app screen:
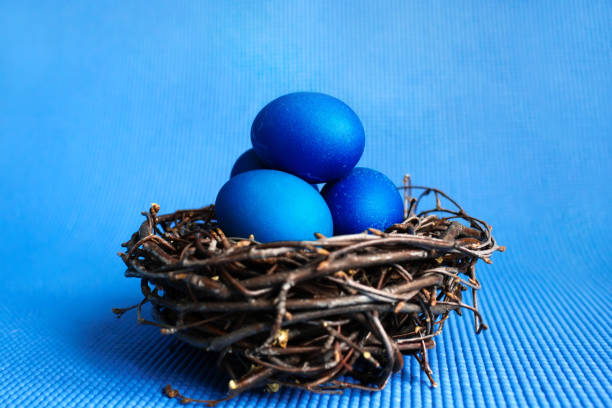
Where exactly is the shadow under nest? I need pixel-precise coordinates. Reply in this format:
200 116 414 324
115 177 504 406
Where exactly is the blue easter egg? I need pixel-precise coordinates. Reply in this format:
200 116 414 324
321 167 404 235
251 92 365 183
229 148 319 190
215 170 332 242
230 149 267 178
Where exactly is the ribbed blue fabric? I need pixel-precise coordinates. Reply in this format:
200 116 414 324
1 1 610 406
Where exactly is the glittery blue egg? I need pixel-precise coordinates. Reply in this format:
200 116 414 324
251 92 365 183
230 149 267 178
215 169 332 242
321 167 404 235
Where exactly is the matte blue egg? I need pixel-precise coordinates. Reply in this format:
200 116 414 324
230 149 267 178
251 92 365 183
215 169 332 242
229 148 319 190
321 167 404 235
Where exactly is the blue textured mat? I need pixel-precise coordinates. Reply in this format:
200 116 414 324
1 1 611 407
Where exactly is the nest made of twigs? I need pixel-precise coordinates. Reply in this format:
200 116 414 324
115 176 504 405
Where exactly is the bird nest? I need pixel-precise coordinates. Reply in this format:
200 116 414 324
115 177 503 405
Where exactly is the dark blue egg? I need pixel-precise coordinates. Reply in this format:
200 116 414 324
230 149 267 178
215 170 332 242
321 167 404 235
251 92 365 183
230 148 320 190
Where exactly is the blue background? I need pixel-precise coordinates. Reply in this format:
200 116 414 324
1 1 610 407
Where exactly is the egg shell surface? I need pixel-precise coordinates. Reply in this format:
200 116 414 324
251 92 365 183
230 148 319 190
215 169 332 242
321 167 404 235
230 148 267 178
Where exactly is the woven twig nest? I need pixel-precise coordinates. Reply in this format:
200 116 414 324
116 177 503 405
